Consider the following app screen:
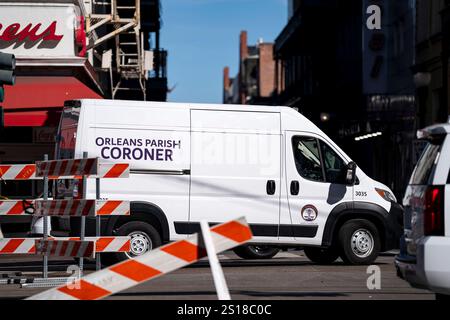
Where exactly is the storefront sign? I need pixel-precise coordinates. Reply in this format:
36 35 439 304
0 3 79 58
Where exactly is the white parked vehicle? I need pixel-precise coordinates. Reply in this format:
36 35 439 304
395 120 450 299
52 99 403 265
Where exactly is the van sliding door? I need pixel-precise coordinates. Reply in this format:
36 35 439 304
186 109 281 241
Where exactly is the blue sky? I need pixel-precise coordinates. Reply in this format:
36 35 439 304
160 0 287 103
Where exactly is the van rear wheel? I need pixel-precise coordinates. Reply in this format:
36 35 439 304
304 247 339 264
338 219 380 265
233 245 279 259
102 221 162 266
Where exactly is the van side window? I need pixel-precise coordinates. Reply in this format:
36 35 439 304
319 141 347 184
292 136 325 182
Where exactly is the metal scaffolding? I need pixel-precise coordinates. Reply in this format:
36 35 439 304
86 0 146 100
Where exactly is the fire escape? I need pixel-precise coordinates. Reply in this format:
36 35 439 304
85 0 167 101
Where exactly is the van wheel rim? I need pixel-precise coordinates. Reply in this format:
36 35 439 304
127 232 152 258
351 229 374 258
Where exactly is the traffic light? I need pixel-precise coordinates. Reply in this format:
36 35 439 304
0 52 16 103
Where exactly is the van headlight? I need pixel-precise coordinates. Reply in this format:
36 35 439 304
375 188 397 203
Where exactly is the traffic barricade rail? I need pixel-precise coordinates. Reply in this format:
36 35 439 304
0 236 131 255
28 216 253 300
0 161 129 180
0 155 132 287
0 200 130 216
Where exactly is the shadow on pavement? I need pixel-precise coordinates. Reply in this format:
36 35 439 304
112 290 348 298
189 259 391 268
113 290 218 297
0 257 392 272
236 290 348 298
0 260 96 272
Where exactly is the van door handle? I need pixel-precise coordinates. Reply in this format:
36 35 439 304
266 180 276 195
290 180 299 195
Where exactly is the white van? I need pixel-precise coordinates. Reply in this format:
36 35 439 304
52 99 403 265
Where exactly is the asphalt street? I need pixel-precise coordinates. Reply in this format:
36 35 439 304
0 250 433 300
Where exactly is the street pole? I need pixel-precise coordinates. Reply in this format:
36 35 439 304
43 154 49 279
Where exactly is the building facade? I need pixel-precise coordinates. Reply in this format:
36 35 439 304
223 31 276 105
0 0 167 199
414 0 450 128
274 0 416 198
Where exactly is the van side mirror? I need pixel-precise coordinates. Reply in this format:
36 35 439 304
345 162 357 186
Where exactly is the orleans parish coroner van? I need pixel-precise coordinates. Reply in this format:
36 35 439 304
52 99 403 265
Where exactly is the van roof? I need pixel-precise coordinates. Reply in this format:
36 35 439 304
72 98 328 140
75 99 290 113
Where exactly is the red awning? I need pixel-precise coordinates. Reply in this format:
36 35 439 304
3 110 62 127
2 76 103 127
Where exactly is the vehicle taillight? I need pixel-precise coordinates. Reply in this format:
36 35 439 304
424 186 445 236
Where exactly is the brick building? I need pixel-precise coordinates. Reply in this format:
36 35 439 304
223 31 276 105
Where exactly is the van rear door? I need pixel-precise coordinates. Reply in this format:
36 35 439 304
188 110 281 240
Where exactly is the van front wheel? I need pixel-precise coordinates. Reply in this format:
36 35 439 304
102 221 162 266
233 245 279 259
338 219 380 265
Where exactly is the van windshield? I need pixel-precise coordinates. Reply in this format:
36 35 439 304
410 137 444 185
55 106 80 159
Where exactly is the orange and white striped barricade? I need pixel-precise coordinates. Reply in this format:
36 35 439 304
35 158 130 179
0 161 129 180
0 164 36 180
0 236 131 255
0 236 131 286
0 200 130 217
0 200 35 215
35 239 95 258
0 156 132 286
33 200 130 217
27 216 253 300
34 156 131 275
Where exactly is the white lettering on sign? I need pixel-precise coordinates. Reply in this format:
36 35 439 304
366 4 381 30
366 265 381 290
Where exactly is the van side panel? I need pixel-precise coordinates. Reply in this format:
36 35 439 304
189 110 281 241
80 102 191 240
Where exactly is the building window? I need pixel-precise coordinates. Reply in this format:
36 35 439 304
431 0 444 36
417 0 430 43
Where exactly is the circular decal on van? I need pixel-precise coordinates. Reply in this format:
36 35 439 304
301 205 318 222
